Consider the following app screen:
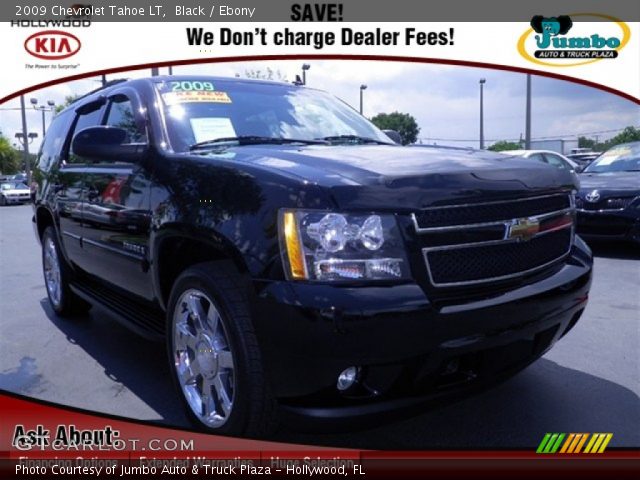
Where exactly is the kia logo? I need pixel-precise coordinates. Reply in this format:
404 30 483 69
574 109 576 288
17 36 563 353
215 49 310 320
585 190 601 203
24 30 81 60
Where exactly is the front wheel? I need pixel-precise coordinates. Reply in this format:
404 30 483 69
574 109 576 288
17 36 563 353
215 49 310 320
167 261 277 437
41 226 91 316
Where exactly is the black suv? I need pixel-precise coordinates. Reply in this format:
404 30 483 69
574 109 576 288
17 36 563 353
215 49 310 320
33 76 593 437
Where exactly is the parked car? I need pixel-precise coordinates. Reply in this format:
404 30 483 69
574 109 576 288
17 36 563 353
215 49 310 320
33 76 592 437
12 172 28 184
502 149 581 172
576 141 640 244
567 152 601 168
0 181 31 205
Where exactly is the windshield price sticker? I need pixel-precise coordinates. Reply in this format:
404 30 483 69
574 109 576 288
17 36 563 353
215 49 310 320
162 90 232 104
190 117 237 143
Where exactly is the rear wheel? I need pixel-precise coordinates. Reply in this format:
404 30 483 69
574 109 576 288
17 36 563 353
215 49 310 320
42 226 91 317
167 261 277 437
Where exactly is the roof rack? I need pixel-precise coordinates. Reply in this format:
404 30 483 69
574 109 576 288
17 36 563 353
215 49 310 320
68 78 129 106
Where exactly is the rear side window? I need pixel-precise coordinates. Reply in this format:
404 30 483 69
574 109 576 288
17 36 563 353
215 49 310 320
36 110 73 172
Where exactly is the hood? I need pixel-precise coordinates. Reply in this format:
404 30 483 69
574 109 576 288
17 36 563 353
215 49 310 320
204 145 577 210
578 171 640 193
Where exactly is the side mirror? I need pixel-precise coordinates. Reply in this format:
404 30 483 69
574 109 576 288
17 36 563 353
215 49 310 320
382 129 403 144
72 126 147 163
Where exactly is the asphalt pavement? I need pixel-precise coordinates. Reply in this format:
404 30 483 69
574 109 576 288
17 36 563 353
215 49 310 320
1 204 638 449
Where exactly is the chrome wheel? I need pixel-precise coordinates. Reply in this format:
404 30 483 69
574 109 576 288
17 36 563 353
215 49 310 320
173 289 235 428
43 236 62 308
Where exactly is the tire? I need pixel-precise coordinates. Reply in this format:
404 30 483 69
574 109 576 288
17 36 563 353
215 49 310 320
167 261 278 438
41 226 91 317
0 195 6 206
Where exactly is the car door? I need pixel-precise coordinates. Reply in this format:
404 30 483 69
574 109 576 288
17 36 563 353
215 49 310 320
78 89 154 300
54 100 106 269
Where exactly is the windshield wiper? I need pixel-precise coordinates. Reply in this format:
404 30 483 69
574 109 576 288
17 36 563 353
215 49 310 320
319 134 393 145
189 136 327 150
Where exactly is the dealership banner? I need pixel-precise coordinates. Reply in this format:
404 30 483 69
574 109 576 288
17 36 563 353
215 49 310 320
1 0 639 478
1 393 638 478
0 1 639 101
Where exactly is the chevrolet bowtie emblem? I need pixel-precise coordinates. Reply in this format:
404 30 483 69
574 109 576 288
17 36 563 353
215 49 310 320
508 217 540 242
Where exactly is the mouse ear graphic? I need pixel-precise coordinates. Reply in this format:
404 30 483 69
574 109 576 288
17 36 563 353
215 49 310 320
530 15 544 33
557 15 573 35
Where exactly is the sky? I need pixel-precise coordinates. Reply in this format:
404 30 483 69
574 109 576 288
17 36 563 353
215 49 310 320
1 59 638 154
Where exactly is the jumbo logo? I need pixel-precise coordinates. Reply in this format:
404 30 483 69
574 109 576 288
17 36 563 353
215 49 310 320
24 30 81 60
518 14 630 67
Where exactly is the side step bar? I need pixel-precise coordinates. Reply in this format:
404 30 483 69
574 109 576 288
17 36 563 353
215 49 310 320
70 282 165 341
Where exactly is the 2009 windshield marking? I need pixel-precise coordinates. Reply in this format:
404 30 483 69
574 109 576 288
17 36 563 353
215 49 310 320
169 81 215 92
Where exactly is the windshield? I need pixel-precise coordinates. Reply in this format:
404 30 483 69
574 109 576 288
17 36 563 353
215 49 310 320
0 182 29 190
155 79 392 152
1 183 27 190
584 143 640 173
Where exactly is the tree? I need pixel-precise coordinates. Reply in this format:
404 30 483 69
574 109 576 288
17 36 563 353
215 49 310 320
488 140 522 152
0 135 21 175
578 136 597 149
370 112 420 145
578 126 640 152
604 126 640 148
54 94 80 113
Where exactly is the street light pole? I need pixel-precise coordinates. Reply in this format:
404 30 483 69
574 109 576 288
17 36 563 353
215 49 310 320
30 98 55 137
301 64 310 85
359 84 367 115
19 96 32 184
479 78 486 149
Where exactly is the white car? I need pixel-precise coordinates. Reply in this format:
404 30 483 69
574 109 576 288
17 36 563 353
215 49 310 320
502 149 581 172
0 182 31 205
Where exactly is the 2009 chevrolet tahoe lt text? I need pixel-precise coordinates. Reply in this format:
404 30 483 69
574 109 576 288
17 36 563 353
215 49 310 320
32 76 592 437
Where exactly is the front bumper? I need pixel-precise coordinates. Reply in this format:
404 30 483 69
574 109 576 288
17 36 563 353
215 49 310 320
251 239 593 410
2 195 30 204
577 209 640 243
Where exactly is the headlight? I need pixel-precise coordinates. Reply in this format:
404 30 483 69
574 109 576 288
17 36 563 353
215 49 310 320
279 209 410 282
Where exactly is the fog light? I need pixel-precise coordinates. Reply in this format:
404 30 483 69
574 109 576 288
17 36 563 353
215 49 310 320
337 366 359 391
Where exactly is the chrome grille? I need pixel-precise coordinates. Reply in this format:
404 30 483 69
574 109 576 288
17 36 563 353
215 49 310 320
413 194 571 229
414 194 574 287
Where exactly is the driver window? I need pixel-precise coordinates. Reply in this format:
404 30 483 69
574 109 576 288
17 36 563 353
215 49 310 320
67 104 106 164
543 153 570 169
105 96 147 144
527 153 545 164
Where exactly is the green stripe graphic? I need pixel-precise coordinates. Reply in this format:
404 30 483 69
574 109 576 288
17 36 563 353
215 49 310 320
550 433 566 453
536 433 552 453
537 433 566 453
543 433 559 453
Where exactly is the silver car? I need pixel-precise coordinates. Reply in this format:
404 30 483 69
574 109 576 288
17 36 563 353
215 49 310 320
0 182 31 205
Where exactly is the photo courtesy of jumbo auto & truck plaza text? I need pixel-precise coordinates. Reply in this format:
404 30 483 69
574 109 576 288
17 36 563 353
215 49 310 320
0 0 638 478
